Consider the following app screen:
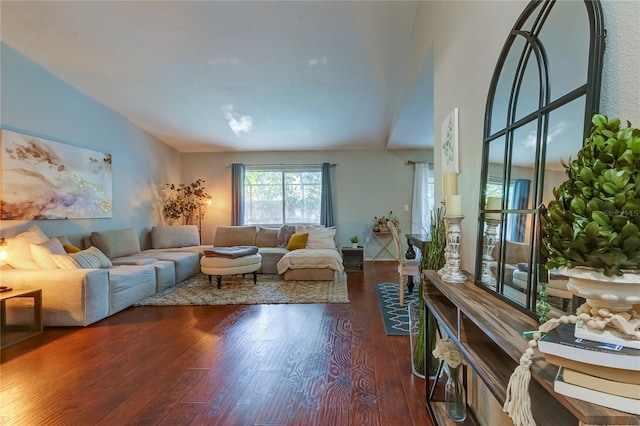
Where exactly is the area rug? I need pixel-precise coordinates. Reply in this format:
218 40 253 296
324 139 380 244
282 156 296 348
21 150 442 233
135 273 349 306
374 282 420 335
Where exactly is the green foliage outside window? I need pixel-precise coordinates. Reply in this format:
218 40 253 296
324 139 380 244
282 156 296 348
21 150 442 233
244 168 321 225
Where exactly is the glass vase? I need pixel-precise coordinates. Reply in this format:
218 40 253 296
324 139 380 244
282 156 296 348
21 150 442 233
444 364 467 422
408 302 426 378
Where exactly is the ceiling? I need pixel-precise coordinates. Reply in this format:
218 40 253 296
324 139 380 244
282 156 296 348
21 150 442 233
1 1 434 153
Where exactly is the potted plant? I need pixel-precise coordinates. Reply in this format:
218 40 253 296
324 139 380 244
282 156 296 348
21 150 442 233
349 235 360 248
541 114 640 345
163 179 212 225
411 207 446 378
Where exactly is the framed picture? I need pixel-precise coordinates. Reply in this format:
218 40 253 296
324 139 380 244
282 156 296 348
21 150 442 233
1 129 112 220
441 108 459 173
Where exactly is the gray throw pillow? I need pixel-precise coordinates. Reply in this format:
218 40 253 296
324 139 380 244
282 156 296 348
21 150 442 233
276 225 296 248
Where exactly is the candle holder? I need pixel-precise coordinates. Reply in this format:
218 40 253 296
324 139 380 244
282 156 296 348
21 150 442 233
438 200 449 276
480 217 501 287
442 215 466 283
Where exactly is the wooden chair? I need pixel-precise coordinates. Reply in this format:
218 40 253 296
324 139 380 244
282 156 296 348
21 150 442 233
387 221 420 307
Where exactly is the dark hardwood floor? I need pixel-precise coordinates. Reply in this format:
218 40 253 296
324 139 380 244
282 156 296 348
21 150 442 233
0 261 432 425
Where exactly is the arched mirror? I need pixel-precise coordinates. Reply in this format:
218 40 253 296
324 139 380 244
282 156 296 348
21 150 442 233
475 0 605 316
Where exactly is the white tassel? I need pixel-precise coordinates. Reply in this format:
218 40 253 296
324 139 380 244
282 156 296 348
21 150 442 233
503 349 536 426
503 316 576 426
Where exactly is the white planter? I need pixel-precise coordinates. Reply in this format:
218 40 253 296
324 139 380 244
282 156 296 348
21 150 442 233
558 266 640 348
351 243 358 248
558 267 640 312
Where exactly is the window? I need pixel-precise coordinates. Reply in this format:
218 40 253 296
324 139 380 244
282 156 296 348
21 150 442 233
244 166 322 225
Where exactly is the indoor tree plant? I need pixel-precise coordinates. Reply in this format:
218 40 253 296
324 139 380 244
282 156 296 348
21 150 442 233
350 235 360 248
163 179 212 225
541 114 640 344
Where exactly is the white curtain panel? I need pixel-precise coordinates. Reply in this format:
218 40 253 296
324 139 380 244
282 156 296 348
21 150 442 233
411 163 434 235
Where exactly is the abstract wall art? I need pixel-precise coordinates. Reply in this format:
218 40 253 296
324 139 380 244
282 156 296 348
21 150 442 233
1 129 112 220
441 107 460 173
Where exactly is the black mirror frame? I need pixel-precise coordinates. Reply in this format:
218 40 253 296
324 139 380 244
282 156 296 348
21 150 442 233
475 0 605 317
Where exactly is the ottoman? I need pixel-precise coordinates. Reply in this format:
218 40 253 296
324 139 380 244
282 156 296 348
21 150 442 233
200 253 262 289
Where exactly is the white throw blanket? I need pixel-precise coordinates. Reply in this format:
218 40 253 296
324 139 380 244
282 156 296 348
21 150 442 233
277 248 345 274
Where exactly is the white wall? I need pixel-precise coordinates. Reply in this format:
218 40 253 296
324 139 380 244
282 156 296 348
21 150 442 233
181 149 432 260
600 0 640 122
0 44 181 247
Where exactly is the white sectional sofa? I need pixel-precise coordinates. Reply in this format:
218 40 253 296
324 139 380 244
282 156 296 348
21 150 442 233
0 223 344 327
1 225 208 326
214 225 344 280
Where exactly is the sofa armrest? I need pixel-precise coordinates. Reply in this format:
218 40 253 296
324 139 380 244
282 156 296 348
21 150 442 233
0 268 110 326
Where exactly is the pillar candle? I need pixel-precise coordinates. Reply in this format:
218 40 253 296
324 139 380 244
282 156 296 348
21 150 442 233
442 171 459 199
486 196 502 220
446 195 463 216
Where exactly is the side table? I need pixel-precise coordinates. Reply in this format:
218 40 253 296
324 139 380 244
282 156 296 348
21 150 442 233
341 246 364 271
1 288 43 349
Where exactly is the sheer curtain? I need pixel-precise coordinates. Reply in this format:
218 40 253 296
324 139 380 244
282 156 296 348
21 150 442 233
320 163 334 227
231 163 245 225
411 162 434 234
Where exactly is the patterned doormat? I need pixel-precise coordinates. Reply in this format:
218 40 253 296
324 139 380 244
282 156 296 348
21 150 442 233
374 282 420 335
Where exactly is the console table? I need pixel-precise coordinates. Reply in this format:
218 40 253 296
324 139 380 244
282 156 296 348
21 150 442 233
405 233 430 260
422 270 638 425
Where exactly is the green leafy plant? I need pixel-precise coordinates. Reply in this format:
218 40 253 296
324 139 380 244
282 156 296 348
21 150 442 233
163 179 212 225
413 207 447 377
541 114 640 276
350 235 360 244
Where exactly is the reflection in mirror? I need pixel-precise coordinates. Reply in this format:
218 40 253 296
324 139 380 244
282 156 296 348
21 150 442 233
542 96 587 203
475 0 604 318
503 212 535 308
538 1 590 101
509 122 537 211
480 137 506 288
490 37 527 134
514 49 540 122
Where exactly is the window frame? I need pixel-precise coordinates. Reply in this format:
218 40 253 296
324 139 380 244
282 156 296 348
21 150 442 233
243 165 323 226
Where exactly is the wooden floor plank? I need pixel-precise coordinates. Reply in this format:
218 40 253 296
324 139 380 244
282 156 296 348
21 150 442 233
0 261 433 426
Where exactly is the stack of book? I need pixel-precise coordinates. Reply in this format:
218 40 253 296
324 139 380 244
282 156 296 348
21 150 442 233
537 322 640 415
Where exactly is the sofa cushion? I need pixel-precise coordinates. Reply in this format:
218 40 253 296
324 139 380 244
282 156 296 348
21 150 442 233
287 233 308 250
214 226 257 247
55 235 80 252
276 225 296 248
6 225 49 269
31 238 66 269
303 226 337 249
135 251 200 283
52 246 113 269
151 225 200 249
107 265 156 315
256 227 278 247
91 228 141 259
255 247 289 274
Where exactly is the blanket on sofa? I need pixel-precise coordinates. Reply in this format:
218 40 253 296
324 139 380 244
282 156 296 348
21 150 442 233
204 246 259 258
277 248 344 274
